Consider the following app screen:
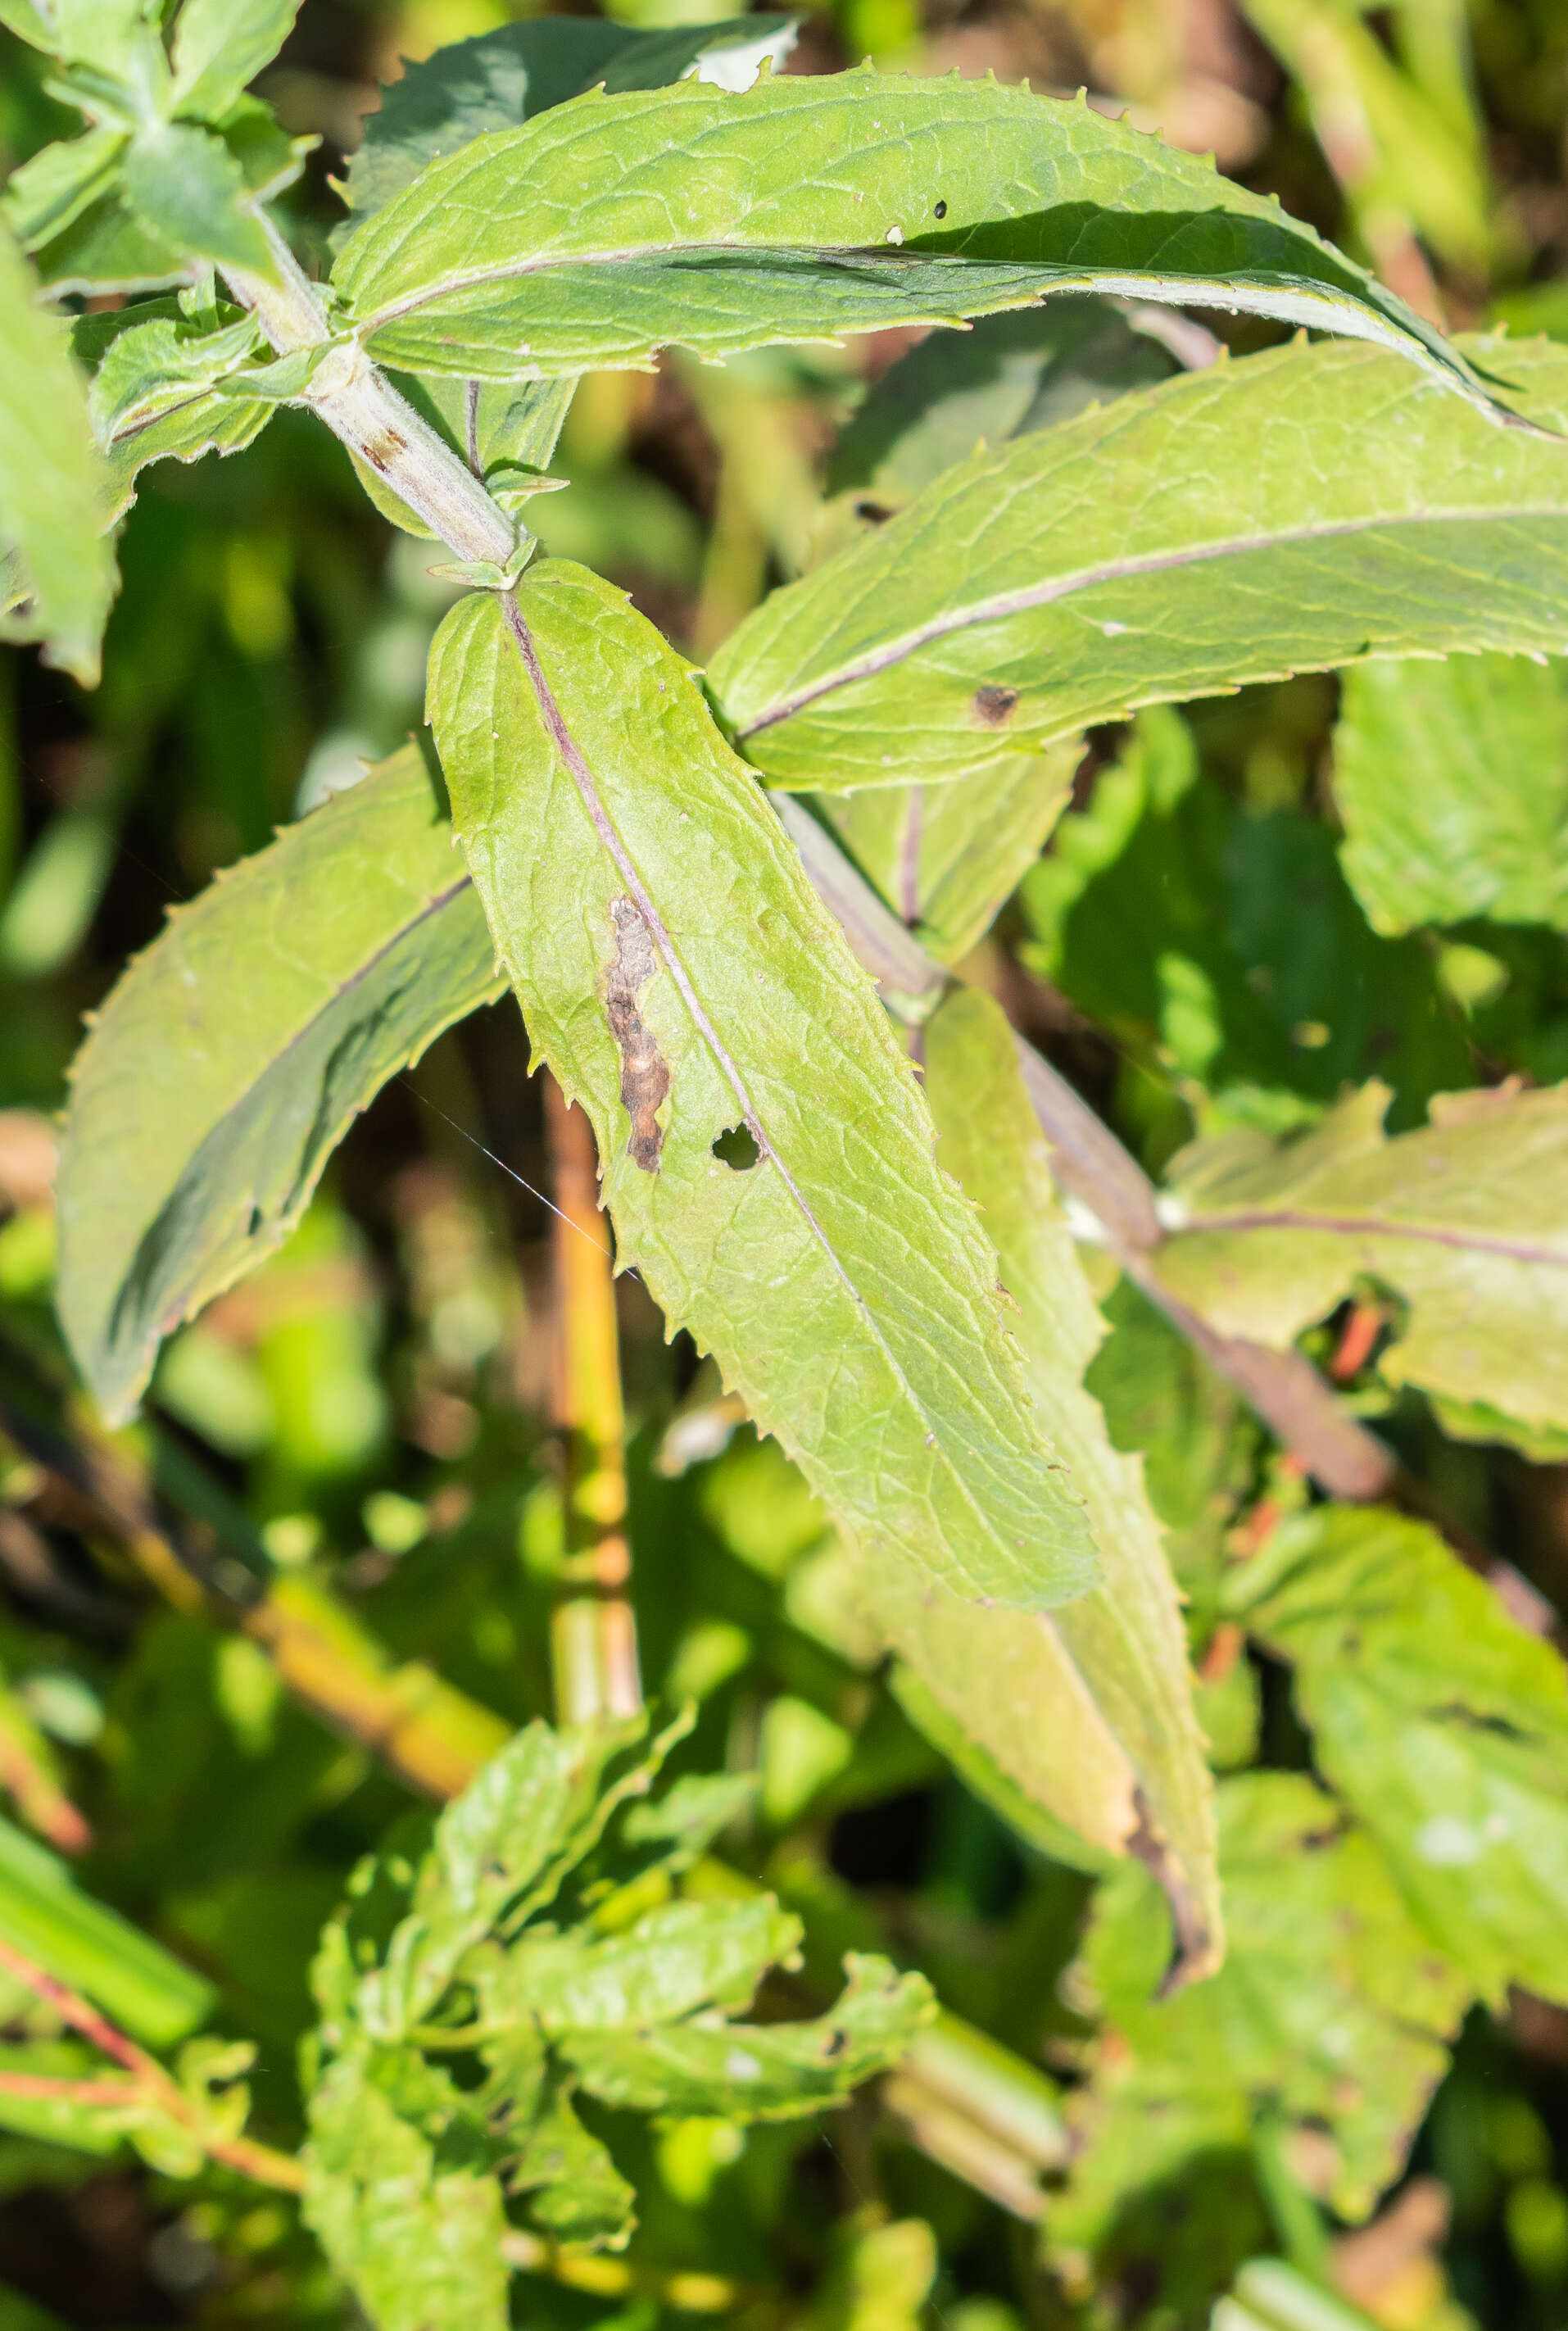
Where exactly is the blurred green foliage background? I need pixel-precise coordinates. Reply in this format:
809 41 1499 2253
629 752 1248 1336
7 0 1568 2324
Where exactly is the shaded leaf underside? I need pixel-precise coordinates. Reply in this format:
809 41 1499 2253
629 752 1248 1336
55 748 502 1422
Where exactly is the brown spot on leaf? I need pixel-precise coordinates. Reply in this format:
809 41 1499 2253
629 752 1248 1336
972 684 1019 727
604 896 670 1172
361 424 410 476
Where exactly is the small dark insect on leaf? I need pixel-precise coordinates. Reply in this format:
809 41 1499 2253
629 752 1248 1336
972 685 1019 727
854 499 895 526
604 895 670 1172
933 200 947 218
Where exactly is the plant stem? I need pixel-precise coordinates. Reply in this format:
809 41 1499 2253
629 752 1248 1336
222 220 517 570
0 1676 90 1853
543 1075 642 1725
0 1934 307 2194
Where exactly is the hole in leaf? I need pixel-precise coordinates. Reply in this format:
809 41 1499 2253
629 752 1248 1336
712 1123 760 1171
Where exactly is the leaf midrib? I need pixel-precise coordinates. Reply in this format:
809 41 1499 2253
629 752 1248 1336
731 501 1568 737
1176 1205 1568 1268
352 242 979 333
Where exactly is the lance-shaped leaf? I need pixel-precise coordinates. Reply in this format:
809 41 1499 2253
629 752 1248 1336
711 333 1568 794
1227 1506 1568 2010
55 746 502 1425
331 71 1479 397
29 186 190 297
482 1896 801 2033
1332 651 1568 934
863 989 1219 1982
340 13 799 222
0 219 116 686
1149 1079 1568 1440
425 560 1096 1612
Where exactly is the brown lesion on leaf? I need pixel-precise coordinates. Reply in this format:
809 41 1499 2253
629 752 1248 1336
604 896 670 1172
972 684 1020 728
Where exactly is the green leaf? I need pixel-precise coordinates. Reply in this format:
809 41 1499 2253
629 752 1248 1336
480 1896 800 2032
54 745 503 1424
84 304 264 442
170 0 304 121
1086 1277 1257 1608
1058 1774 1467 2249
508 2079 635 2247
347 1716 635 2043
1332 652 1568 934
887 1662 1117 1874
340 14 799 222
310 1719 924 2271
0 218 116 687
331 72 1478 397
1226 1504 1568 2010
711 334 1568 796
29 184 189 297
0 125 126 252
305 2051 511 2331
863 988 1219 1980
0 0 158 75
1151 1078 1568 1441
122 121 274 276
819 747 1081 964
0 1815 214 2048
560 1951 934 2120
426 560 1096 1613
